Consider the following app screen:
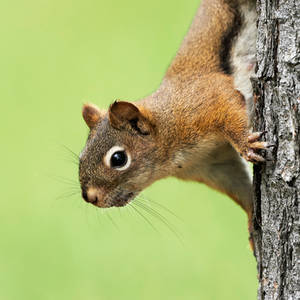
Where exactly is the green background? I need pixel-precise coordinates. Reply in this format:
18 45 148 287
0 0 257 299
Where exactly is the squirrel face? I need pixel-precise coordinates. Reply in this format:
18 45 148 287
79 101 167 208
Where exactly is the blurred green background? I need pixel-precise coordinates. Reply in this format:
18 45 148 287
0 0 257 299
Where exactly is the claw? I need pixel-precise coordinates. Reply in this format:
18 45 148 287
249 141 268 150
266 143 276 148
244 131 269 163
245 151 265 163
247 131 266 143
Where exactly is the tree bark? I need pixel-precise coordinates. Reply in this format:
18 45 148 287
252 0 300 299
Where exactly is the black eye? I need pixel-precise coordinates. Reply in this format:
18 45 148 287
110 151 128 168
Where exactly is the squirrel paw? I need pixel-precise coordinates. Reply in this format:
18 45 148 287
245 150 265 163
247 131 266 143
244 132 268 163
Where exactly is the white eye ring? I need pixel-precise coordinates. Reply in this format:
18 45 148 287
103 146 131 171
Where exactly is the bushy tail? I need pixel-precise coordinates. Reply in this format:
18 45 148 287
166 0 251 79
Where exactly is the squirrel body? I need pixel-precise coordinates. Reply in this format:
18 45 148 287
79 0 266 236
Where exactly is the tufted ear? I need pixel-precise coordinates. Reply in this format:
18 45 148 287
108 101 154 135
82 103 105 129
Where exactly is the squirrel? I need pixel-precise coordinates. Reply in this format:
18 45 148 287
79 0 267 241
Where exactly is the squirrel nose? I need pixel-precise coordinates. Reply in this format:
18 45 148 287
83 187 105 206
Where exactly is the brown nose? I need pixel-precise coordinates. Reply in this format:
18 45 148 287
83 187 105 207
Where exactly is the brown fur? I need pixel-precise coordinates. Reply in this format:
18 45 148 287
79 0 264 240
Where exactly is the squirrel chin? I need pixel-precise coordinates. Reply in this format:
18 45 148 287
92 191 136 209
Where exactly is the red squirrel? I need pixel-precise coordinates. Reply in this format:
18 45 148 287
79 0 267 240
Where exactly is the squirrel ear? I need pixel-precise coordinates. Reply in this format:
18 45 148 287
108 101 154 135
82 103 104 129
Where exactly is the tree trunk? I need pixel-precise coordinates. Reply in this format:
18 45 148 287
252 0 300 299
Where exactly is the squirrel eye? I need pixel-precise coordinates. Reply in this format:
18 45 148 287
111 151 127 168
104 146 131 171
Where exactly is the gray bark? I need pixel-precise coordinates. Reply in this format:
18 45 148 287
252 0 300 299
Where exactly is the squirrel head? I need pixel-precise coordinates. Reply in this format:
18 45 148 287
79 101 169 208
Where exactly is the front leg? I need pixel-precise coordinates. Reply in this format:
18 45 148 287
220 95 267 163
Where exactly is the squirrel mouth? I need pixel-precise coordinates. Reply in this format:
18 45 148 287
111 191 135 207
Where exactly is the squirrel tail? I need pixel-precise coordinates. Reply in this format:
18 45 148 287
166 0 256 79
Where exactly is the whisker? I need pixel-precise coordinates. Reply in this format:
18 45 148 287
105 211 120 231
126 204 137 218
58 185 80 191
56 190 81 200
63 158 79 166
59 145 81 166
129 203 159 234
118 207 123 218
135 200 174 229
49 175 80 187
61 144 80 159
137 194 183 222
95 209 103 226
134 200 183 242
